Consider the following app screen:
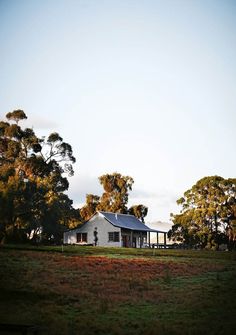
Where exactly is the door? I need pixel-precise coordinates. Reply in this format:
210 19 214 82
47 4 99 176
122 235 128 247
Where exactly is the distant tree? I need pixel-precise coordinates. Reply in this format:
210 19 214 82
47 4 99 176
168 176 236 250
6 109 27 124
80 194 100 221
129 205 148 223
97 173 134 213
42 132 75 176
0 111 76 243
80 172 148 223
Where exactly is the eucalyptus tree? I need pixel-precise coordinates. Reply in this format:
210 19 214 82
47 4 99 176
168 176 236 249
97 173 134 213
80 194 100 221
80 172 148 223
6 109 27 124
0 110 76 243
129 205 148 223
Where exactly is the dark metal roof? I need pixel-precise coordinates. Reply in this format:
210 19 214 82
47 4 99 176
100 211 161 232
64 212 167 233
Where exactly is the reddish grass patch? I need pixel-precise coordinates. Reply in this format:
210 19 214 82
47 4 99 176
0 250 225 306
0 249 235 335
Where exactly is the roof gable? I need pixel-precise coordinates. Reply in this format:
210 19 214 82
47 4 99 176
99 211 157 232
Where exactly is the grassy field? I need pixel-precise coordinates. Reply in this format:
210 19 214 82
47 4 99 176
0 245 236 335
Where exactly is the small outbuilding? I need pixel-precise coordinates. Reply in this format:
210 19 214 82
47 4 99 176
63 211 167 248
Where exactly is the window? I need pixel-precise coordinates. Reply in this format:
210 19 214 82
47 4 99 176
108 232 120 242
76 233 87 243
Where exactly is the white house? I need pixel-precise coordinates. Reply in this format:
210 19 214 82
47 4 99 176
63 211 167 248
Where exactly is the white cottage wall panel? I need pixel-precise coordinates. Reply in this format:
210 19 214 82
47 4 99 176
64 213 121 247
92 215 121 247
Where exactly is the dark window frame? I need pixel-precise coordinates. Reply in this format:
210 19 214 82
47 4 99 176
108 231 120 242
76 232 87 243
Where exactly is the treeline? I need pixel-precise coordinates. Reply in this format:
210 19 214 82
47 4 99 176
0 110 78 243
168 176 236 250
0 111 147 244
1 111 235 249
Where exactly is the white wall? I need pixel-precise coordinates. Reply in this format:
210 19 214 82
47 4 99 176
63 213 121 247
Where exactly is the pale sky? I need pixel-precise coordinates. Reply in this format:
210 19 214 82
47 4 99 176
1 0 235 225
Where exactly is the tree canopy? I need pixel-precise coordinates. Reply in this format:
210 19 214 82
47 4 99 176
168 176 236 250
80 194 100 222
97 173 134 213
129 205 148 223
0 110 79 243
80 172 148 223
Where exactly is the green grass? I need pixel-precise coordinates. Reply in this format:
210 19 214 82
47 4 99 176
2 243 236 260
0 245 236 335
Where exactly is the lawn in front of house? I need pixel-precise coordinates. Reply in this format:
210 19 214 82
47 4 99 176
0 246 235 335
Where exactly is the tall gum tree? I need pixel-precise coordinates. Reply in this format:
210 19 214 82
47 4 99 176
80 172 148 223
0 110 77 243
168 176 236 250
97 173 134 213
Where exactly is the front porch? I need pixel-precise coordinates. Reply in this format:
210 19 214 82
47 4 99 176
121 229 168 248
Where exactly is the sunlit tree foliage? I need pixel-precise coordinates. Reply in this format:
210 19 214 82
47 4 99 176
168 176 236 250
80 172 148 223
0 110 79 243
